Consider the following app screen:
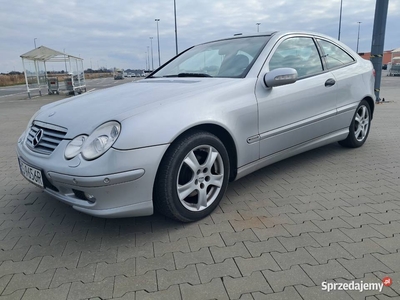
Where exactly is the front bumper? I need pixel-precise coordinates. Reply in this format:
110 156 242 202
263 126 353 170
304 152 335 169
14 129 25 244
17 136 169 218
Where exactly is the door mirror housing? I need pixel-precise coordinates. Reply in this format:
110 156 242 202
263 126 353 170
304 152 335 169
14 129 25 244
263 68 298 88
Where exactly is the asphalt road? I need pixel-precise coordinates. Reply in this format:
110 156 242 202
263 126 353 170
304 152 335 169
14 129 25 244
0 71 398 103
0 77 140 101
85 77 141 92
0 84 26 98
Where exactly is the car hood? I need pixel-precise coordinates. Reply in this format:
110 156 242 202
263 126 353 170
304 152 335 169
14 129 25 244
35 78 235 138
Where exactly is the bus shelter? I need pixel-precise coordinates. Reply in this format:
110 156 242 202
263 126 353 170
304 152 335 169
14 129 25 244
20 46 86 98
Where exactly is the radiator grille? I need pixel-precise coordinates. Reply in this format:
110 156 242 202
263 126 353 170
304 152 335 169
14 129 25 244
26 121 67 155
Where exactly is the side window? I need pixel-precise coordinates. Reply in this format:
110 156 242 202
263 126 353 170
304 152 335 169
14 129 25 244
317 39 354 69
269 37 323 77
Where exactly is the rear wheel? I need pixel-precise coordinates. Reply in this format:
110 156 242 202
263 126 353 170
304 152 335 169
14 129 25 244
339 100 371 148
154 131 230 222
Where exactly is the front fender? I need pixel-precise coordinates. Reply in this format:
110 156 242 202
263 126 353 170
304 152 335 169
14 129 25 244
112 79 260 168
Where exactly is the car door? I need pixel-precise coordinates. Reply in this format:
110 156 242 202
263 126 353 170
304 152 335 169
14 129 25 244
315 38 360 127
255 35 339 158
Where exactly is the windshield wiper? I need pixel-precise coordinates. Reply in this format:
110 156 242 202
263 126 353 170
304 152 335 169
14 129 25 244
163 73 213 78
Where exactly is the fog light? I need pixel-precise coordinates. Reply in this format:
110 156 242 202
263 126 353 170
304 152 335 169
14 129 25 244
84 192 96 203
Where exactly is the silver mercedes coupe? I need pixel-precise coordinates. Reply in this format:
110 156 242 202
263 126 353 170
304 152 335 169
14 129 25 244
17 31 375 221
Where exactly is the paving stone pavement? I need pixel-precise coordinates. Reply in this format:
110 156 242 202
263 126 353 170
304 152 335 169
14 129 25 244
0 78 400 299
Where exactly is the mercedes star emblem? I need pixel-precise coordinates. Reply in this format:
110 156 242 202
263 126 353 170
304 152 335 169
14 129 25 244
32 129 44 147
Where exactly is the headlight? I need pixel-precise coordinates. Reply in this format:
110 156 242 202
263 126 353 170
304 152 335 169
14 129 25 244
81 121 121 160
65 135 87 159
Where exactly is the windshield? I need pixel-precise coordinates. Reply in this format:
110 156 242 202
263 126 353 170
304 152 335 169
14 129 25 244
151 36 270 78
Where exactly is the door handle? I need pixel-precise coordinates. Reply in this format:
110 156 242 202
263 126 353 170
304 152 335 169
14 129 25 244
325 78 336 87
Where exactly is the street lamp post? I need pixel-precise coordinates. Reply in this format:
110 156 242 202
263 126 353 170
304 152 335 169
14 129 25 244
356 21 362 53
256 23 261 32
174 0 178 55
155 19 161 67
150 37 154 70
34 38 37 48
338 0 343 40
147 46 150 71
63 48 68 72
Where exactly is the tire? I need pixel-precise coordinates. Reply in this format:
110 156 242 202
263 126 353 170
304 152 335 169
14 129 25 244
154 131 230 222
339 100 371 148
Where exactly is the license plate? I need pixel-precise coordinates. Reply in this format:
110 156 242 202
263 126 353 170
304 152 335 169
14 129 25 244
19 158 44 188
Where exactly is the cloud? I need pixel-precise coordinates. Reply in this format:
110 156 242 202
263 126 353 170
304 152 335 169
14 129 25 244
0 0 399 72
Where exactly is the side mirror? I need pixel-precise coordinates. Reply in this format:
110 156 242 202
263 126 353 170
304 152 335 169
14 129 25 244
263 68 298 88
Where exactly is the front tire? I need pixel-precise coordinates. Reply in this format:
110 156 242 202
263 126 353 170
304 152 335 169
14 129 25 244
339 100 371 148
154 131 230 222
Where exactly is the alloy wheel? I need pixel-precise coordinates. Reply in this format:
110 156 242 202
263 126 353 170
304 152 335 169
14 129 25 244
354 105 370 142
176 145 224 211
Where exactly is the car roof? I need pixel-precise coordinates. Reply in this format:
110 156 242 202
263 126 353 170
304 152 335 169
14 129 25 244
206 30 340 43
235 30 339 39
198 30 353 56
200 32 276 45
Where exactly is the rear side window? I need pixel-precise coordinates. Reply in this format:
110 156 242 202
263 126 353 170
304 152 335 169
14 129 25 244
317 39 354 69
269 37 323 78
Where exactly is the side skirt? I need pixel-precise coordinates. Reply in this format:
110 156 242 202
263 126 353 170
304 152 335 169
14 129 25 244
235 128 349 180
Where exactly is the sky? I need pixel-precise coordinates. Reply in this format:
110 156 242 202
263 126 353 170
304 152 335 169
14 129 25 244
1 0 399 73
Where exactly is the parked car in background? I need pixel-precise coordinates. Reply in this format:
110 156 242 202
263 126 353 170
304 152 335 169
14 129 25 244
113 68 124 80
389 64 400 76
17 31 375 221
